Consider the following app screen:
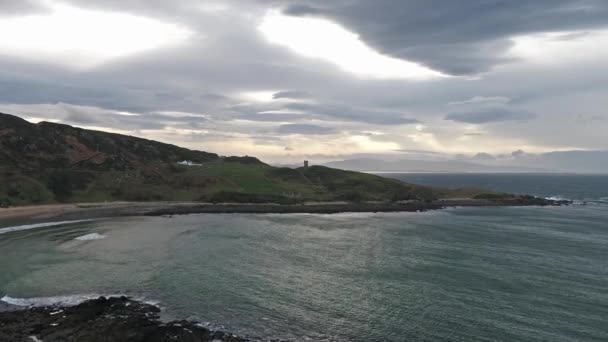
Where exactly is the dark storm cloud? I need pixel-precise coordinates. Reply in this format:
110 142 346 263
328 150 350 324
277 0 608 74
445 109 535 124
276 123 336 135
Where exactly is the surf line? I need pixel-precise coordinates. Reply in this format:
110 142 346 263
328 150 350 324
0 219 96 235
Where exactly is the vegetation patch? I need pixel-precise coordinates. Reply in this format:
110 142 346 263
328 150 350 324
0 113 450 206
202 191 299 204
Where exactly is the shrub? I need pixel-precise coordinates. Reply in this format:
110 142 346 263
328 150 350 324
202 191 298 204
223 156 265 165
473 193 512 200
46 170 93 202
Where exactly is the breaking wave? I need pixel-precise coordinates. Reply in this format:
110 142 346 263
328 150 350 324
74 233 106 241
0 220 95 235
0 293 158 308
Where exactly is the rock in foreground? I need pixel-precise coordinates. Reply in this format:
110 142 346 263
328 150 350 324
0 296 248 342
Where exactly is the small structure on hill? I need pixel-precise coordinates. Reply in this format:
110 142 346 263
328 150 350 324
304 160 309 168
178 160 202 166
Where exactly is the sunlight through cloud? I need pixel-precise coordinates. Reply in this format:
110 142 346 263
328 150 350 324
258 10 446 80
0 3 193 69
509 30 608 64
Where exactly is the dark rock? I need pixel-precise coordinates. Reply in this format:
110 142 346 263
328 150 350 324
0 297 249 342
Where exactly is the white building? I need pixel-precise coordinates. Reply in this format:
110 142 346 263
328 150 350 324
178 160 202 166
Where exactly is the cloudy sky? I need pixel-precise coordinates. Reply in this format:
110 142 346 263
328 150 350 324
1 0 607 163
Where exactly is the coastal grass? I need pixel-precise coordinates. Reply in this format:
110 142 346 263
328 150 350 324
2 160 504 207
2 159 458 206
0 169 55 207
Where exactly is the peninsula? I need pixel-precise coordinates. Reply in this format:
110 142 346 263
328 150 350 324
0 112 567 225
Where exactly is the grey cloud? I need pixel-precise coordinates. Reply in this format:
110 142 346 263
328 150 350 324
0 0 607 160
277 0 608 74
449 96 511 106
276 124 336 135
554 31 591 41
445 109 535 124
228 102 315 122
512 149 527 157
1 102 209 131
285 102 420 125
0 0 48 16
249 113 312 122
64 0 608 75
576 114 605 122
282 4 323 16
395 149 445 155
473 152 496 160
251 135 284 146
273 90 312 100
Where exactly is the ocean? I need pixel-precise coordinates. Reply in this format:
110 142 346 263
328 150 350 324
1 173 607 341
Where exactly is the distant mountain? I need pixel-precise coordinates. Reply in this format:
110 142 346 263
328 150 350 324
0 113 444 206
324 158 543 173
505 151 608 173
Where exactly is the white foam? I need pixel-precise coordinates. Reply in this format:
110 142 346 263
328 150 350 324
0 220 95 235
1 294 121 307
545 195 568 201
74 233 106 241
1 293 160 309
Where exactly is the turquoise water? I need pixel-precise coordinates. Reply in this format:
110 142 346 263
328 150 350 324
1 174 607 341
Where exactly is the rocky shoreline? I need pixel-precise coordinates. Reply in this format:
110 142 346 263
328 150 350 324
0 197 571 228
144 196 570 216
0 296 252 342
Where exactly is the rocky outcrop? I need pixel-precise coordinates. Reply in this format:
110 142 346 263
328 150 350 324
0 296 249 342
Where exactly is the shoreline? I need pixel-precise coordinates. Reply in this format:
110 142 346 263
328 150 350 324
0 296 253 342
0 197 569 228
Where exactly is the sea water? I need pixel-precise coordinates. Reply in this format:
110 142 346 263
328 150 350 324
0 174 606 341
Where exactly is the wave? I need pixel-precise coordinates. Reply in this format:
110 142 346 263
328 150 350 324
1 293 158 308
545 195 608 206
1 294 119 307
545 195 584 205
0 219 95 235
74 233 106 241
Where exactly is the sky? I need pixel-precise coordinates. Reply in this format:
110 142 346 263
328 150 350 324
0 0 607 163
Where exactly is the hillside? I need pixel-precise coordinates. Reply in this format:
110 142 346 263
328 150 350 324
0 113 448 207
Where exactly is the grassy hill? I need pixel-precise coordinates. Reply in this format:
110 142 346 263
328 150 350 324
0 112 467 207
